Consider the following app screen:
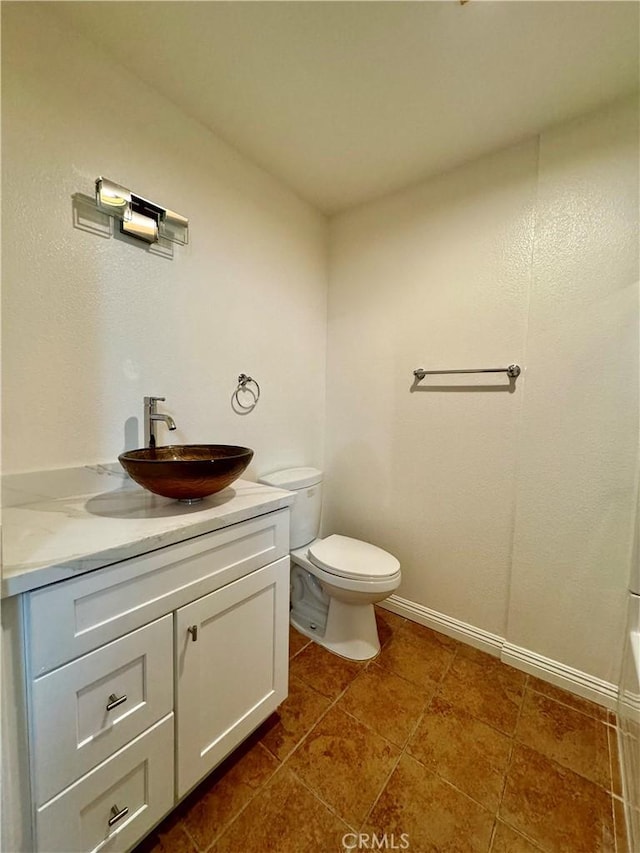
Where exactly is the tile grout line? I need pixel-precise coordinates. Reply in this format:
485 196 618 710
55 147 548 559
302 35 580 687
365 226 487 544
606 723 626 853
281 626 399 753
198 741 328 853
611 791 631 853
437 644 533 741
197 744 284 853
355 700 427 833
150 816 200 853
527 680 611 725
287 765 360 834
516 681 616 795
607 720 619 798
266 646 383 794
612 793 621 853
607 723 619 852
180 820 203 853
497 674 614 853
408 639 518 851
498 678 563 853
288 639 311 662
356 637 462 832
267 665 343 758
491 673 532 849
369 650 450 694
266 633 403 833
287 619 451 834
487 818 499 852
261 689 339 767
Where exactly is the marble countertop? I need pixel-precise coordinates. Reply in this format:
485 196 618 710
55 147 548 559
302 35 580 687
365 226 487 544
2 465 294 598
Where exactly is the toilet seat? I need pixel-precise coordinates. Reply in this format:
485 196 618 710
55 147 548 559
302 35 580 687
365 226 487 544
308 535 400 581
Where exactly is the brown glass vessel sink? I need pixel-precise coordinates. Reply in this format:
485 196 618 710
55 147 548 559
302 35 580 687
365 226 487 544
119 445 254 502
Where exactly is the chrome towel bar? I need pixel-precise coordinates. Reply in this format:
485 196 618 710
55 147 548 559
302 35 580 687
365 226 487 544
413 364 521 380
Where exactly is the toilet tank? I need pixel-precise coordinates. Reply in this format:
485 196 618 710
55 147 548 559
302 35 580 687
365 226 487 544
258 467 323 549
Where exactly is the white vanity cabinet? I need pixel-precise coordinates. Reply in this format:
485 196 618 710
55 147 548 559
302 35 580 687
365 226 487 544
19 507 290 853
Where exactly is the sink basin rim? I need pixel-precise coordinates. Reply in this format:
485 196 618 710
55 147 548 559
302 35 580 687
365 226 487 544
118 444 254 501
119 444 254 464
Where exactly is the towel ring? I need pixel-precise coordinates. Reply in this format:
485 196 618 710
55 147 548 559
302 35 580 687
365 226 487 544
233 374 260 412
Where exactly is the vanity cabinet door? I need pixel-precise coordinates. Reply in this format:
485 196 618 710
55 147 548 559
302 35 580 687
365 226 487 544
176 557 289 797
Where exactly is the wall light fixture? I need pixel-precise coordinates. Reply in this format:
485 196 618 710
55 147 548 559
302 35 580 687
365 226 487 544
95 177 189 246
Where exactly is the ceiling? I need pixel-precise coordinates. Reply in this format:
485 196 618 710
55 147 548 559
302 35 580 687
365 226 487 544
52 1 639 215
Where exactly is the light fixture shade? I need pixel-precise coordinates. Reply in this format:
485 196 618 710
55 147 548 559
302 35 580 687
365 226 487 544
159 209 189 246
95 178 131 218
121 210 159 243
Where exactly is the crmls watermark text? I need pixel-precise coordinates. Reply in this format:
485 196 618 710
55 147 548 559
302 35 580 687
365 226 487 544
342 832 410 850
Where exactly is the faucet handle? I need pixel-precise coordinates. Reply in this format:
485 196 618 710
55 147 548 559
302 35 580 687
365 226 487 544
144 395 166 406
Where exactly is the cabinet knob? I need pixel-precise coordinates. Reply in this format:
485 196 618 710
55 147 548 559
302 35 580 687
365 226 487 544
108 804 129 827
188 625 198 642
106 692 128 711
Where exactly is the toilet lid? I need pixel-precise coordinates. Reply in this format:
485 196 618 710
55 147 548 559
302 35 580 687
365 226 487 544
308 535 400 580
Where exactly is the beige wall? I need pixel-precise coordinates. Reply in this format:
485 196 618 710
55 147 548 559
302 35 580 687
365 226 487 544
325 98 638 682
325 139 537 637
1 4 328 477
508 102 639 681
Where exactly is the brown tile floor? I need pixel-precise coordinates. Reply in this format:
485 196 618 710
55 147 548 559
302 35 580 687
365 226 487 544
135 609 626 853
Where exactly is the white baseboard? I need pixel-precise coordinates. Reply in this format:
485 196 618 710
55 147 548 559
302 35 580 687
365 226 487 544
381 594 618 710
382 594 504 657
501 643 618 710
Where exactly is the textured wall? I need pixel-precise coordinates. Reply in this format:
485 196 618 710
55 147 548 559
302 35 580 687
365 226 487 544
1 4 328 477
325 98 638 681
325 140 537 638
507 102 639 681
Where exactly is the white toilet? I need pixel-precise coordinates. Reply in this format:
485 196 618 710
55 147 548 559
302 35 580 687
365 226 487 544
258 467 401 661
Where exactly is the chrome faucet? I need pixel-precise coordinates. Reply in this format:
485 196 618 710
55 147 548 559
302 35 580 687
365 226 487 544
144 396 177 448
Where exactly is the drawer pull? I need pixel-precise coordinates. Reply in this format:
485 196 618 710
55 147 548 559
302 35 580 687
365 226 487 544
108 804 129 827
106 693 128 711
188 625 198 642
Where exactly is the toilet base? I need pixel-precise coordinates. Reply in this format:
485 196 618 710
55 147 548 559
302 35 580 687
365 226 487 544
291 597 380 661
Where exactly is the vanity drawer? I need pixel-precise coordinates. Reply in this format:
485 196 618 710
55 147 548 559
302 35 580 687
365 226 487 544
31 614 173 805
35 713 174 853
28 508 289 674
